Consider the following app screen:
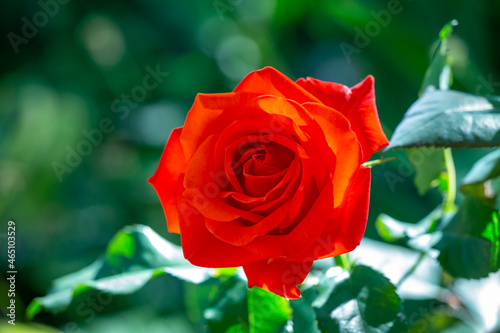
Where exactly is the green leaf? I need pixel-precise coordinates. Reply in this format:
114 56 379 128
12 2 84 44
461 148 500 208
481 212 500 270
408 147 445 195
433 196 500 278
420 19 457 93
204 276 249 333
248 287 292 333
26 225 211 319
313 265 407 333
289 287 321 333
376 207 442 242
386 87 500 150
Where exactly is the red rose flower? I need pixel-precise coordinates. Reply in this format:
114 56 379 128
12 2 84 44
149 67 388 298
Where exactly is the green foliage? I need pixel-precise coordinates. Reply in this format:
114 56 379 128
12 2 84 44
387 88 500 150
419 19 456 93
434 196 500 278
248 288 292 333
26 225 211 319
204 276 249 333
461 148 500 208
289 288 321 333
376 207 441 242
409 148 445 195
313 266 407 333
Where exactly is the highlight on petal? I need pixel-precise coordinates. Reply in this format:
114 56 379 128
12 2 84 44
234 67 321 105
179 92 259 161
297 75 389 160
148 127 186 234
302 102 362 209
243 259 313 299
289 166 371 262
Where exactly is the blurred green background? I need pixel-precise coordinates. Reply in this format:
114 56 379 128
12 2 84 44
1 0 499 331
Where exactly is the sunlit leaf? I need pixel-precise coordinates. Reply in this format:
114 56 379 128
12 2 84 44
419 19 457 93
248 287 292 333
461 148 500 208
289 287 321 333
434 196 500 278
26 225 211 319
387 87 500 150
204 276 249 333
376 207 442 242
313 265 407 333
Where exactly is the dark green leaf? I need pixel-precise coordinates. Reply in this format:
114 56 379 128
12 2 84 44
481 212 500 270
248 287 292 333
387 87 500 150
433 196 500 278
289 287 321 333
376 207 441 242
408 147 445 195
313 265 407 333
204 276 249 333
26 225 211 319
420 19 457 93
461 148 500 208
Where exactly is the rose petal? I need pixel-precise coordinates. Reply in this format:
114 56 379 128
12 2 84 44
241 161 287 197
319 166 371 258
287 166 371 261
180 92 259 161
302 102 362 209
148 127 186 233
183 135 264 223
177 176 266 267
243 259 313 299
205 201 291 246
242 181 334 258
234 67 321 105
296 76 389 160
253 96 336 183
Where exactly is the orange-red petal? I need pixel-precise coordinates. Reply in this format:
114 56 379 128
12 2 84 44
177 175 265 267
183 134 264 223
296 76 389 160
234 67 321 105
243 259 313 299
242 181 334 259
289 166 371 261
148 127 186 233
302 102 362 210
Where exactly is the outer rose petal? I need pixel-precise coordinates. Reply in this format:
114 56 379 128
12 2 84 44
234 67 321 105
289 166 371 261
180 92 259 161
296 75 389 160
243 259 313 299
148 127 186 233
177 175 266 267
302 102 362 210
